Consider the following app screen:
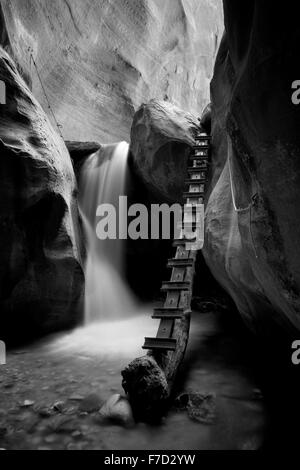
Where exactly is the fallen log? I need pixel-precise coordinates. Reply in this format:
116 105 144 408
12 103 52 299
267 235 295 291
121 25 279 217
121 310 191 422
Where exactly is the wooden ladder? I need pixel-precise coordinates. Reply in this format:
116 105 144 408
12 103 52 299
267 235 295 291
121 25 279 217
142 131 211 352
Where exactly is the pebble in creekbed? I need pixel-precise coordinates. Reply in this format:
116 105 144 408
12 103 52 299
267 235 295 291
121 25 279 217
21 400 35 408
69 394 84 402
99 394 135 428
3 382 15 389
35 406 53 418
52 401 65 413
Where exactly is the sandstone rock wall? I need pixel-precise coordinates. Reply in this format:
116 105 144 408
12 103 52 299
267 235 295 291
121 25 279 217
0 0 223 143
204 1 300 335
0 46 84 342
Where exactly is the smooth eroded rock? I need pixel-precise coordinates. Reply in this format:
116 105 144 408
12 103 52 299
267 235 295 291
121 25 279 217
99 394 134 428
130 99 199 202
0 0 223 142
0 47 84 342
204 1 300 335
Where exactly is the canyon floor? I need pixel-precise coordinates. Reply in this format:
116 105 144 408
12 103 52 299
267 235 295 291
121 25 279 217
0 306 272 451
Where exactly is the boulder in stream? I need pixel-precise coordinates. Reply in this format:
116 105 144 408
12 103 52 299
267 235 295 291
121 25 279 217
99 394 135 428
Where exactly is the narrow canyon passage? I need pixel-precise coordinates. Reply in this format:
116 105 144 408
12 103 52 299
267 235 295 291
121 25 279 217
1 0 300 454
0 107 269 450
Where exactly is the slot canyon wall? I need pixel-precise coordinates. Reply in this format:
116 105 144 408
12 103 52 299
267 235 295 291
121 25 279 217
6 0 300 342
1 0 300 341
203 0 300 336
0 47 84 342
0 0 223 340
0 0 223 143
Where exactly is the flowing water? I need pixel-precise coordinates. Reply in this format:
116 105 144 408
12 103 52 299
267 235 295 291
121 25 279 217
79 141 136 324
59 141 158 358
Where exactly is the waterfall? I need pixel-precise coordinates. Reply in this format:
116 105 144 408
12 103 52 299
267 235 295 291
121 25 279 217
79 141 135 323
47 141 157 357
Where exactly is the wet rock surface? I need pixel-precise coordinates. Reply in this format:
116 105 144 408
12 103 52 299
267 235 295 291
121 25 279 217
122 355 169 423
175 392 217 424
99 394 134 428
187 393 217 425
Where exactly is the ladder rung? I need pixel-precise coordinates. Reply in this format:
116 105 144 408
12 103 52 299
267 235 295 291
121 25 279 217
152 308 184 319
195 136 211 141
185 178 206 185
187 165 209 172
190 159 209 166
183 192 205 198
193 144 210 149
183 192 204 199
180 222 202 229
183 199 204 206
142 337 177 351
172 238 196 247
161 281 190 291
196 133 210 138
167 258 194 268
190 153 209 159
188 167 207 174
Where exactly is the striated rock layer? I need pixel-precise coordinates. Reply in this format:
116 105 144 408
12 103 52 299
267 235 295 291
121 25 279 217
0 0 223 143
0 47 84 342
203 1 300 335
